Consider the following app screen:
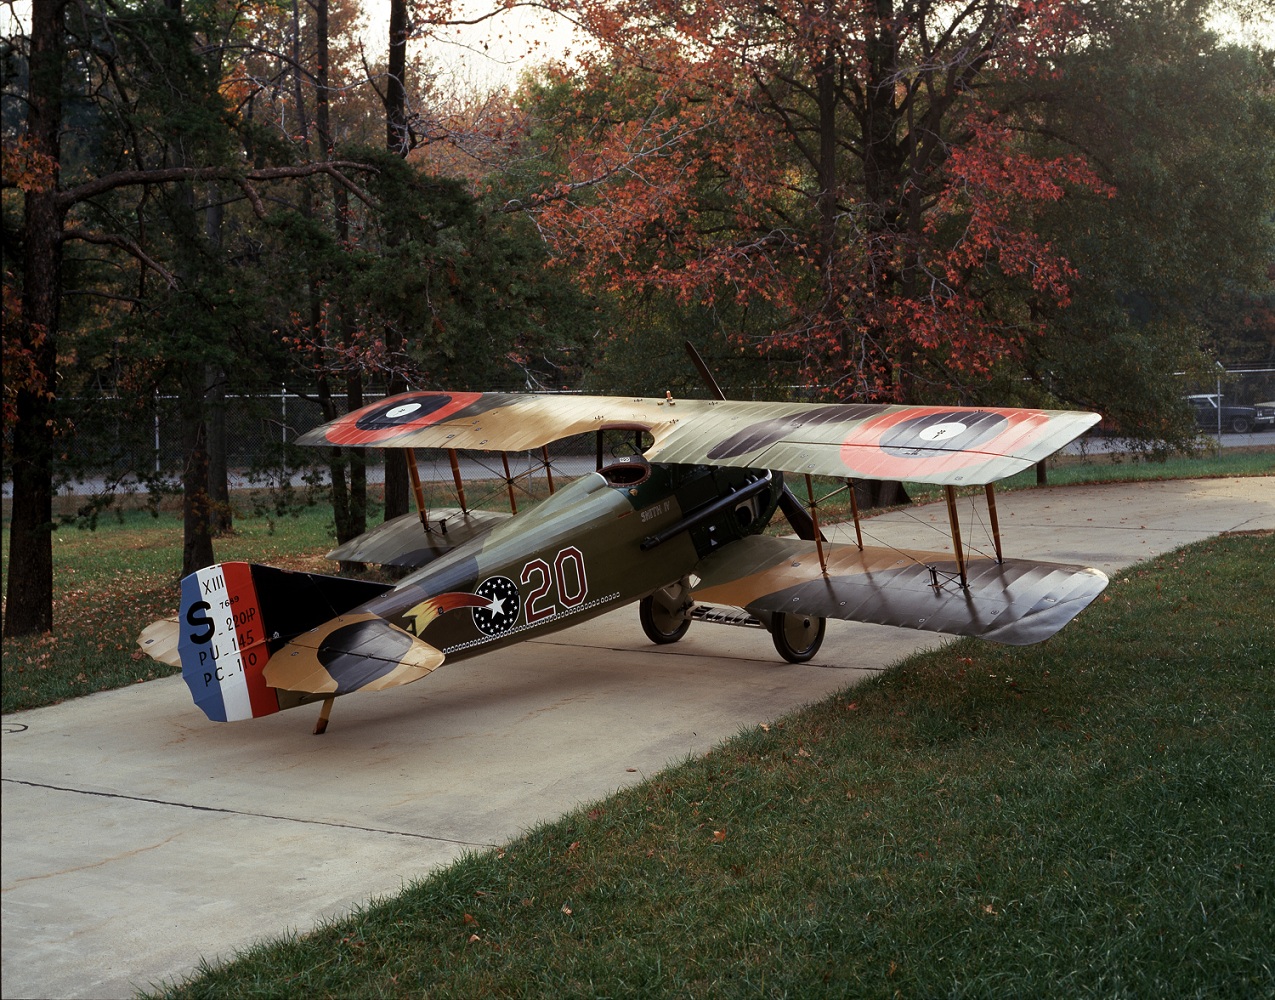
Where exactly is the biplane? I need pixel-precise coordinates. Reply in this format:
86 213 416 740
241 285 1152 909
139 377 1109 733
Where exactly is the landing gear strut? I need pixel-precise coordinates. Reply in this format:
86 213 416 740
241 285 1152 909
639 594 692 644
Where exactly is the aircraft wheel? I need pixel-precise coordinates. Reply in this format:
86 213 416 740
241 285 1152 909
639 595 691 645
770 611 826 663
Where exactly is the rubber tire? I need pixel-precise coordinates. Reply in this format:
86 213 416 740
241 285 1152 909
770 611 826 663
639 595 691 645
1230 416 1251 433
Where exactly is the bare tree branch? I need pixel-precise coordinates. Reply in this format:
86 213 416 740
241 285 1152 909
62 226 179 287
56 161 379 209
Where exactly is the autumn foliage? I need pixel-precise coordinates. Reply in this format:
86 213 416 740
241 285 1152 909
456 0 1118 399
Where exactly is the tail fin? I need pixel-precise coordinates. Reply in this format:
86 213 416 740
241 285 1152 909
173 562 391 722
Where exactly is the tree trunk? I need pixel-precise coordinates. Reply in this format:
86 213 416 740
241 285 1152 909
313 0 363 562
206 368 231 534
202 183 231 534
852 478 910 510
381 0 412 522
180 366 215 576
5 0 67 637
386 0 410 155
346 366 367 539
383 375 411 522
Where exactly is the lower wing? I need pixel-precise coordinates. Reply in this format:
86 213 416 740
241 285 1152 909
692 536 1108 645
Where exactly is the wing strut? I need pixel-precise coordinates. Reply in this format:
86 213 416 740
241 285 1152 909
501 452 518 514
406 450 430 531
447 449 469 513
846 478 864 551
314 696 335 735
542 446 556 494
804 474 829 575
985 484 1004 563
944 486 969 589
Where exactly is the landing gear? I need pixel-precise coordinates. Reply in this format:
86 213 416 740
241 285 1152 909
639 594 692 644
770 611 826 663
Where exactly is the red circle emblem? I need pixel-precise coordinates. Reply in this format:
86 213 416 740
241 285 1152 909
322 392 484 446
841 407 1049 479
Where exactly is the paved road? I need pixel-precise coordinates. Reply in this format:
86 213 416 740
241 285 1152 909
1062 428 1275 455
2 478 1272 999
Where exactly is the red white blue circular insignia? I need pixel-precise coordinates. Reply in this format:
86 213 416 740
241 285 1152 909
323 391 483 446
842 407 1048 478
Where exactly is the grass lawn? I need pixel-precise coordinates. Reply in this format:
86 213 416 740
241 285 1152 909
148 530 1274 998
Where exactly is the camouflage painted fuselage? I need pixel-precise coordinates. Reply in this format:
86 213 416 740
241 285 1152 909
358 461 782 664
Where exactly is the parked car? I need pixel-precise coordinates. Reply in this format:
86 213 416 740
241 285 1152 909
1185 394 1275 434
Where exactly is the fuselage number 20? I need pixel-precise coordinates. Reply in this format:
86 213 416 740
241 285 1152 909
520 546 588 625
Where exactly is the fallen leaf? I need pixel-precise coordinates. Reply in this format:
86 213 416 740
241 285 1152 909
561 905 573 916
711 829 727 843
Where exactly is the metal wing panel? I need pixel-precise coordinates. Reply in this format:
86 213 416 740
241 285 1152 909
692 536 1108 646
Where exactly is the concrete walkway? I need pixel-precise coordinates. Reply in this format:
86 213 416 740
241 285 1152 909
3 477 1272 999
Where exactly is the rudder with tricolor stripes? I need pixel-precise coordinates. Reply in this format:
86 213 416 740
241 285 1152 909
177 563 280 721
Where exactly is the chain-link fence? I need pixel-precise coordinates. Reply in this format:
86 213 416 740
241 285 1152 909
10 367 1271 499
37 390 375 494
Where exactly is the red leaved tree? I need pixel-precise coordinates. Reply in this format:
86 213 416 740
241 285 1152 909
479 0 1114 401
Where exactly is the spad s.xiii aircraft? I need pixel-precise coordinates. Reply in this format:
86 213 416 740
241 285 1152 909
139 383 1109 733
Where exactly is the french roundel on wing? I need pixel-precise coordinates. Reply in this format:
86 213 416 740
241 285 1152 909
322 391 484 446
841 407 1050 479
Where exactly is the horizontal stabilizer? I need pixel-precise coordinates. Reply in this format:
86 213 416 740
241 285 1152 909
138 617 181 667
263 612 444 695
692 536 1108 646
326 508 511 569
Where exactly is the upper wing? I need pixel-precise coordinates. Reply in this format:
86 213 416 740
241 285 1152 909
692 535 1108 646
296 391 1098 486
